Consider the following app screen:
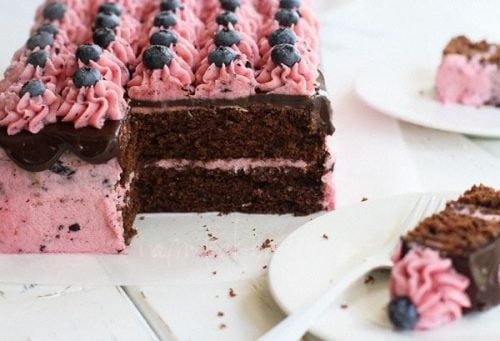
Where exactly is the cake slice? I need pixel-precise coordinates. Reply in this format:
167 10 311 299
436 36 500 106
389 185 500 330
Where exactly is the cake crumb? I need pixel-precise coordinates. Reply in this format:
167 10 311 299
361 197 369 202
208 233 219 241
260 239 274 250
263 265 268 270
322 234 329 240
212 271 217 276
364 275 375 285
219 323 227 330
340 304 348 309
229 288 237 298
217 312 224 317
139 216 145 221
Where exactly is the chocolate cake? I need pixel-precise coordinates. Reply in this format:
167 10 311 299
0 0 335 253
389 185 500 330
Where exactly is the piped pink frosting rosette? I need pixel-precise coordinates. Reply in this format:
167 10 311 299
128 59 195 102
259 37 319 69
390 246 471 330
78 51 129 87
200 31 260 67
0 84 60 136
115 14 142 52
258 0 318 32
106 36 137 67
34 5 91 45
205 3 262 40
57 80 127 129
141 4 204 37
261 20 319 51
89 0 147 18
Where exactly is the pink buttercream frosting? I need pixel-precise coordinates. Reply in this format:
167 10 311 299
0 85 60 136
106 37 137 66
259 38 320 68
34 7 91 45
57 80 127 129
195 56 256 99
261 21 319 51
436 54 497 106
205 4 262 41
153 158 308 171
137 16 199 52
200 30 260 67
128 59 195 101
390 246 471 330
78 51 129 86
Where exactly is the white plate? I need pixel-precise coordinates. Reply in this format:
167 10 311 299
268 193 500 340
355 64 500 138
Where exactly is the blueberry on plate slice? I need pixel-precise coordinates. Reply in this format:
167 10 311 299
27 50 49 68
36 23 59 37
161 0 182 11
143 45 173 70
214 28 241 47
275 9 300 27
43 2 67 21
26 32 54 50
279 0 301 9
93 28 116 48
388 297 419 330
76 44 103 64
208 46 237 67
216 11 238 27
95 12 120 30
99 3 124 16
271 43 301 67
220 0 240 12
73 67 102 88
154 11 178 28
150 29 178 47
19 80 46 98
268 28 297 47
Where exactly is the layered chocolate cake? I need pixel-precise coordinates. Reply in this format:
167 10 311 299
436 36 500 106
388 185 500 330
0 0 335 253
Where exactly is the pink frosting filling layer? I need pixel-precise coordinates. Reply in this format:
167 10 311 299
153 158 309 171
0 149 128 254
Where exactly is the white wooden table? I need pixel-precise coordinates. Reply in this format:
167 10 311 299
1 1 499 340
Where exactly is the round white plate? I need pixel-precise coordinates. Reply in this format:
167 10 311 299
355 64 500 138
269 193 500 340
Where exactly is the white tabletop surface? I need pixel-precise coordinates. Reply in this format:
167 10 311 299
1 0 499 340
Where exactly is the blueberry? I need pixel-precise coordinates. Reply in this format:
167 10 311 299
27 50 49 68
216 11 238 27
160 0 181 11
208 46 237 67
388 297 419 330
95 12 120 30
220 0 240 11
36 23 59 37
98 3 123 16
275 9 299 27
214 28 241 47
68 223 81 232
93 28 116 48
73 67 102 88
26 32 54 50
43 2 67 21
154 11 177 28
49 160 76 177
150 29 178 47
279 0 301 9
271 43 301 67
268 28 296 47
19 80 46 98
76 44 103 64
143 45 173 70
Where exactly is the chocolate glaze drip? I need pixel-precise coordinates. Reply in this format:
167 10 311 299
0 121 121 172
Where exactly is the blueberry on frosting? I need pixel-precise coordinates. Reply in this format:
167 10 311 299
268 28 297 47
214 28 241 47
275 9 300 27
208 46 237 67
150 29 178 47
93 28 116 48
20 80 46 98
154 11 177 28
388 297 419 330
220 0 240 12
27 50 49 68
161 0 182 11
95 12 120 30
26 32 54 50
216 11 238 27
143 45 173 70
73 67 102 88
43 2 67 21
279 0 301 9
76 44 103 64
271 44 301 67
36 23 59 37
99 3 124 16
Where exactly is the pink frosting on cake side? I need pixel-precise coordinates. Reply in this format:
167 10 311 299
57 80 127 129
390 247 471 330
436 54 497 106
0 149 128 254
257 59 318 96
128 59 195 101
